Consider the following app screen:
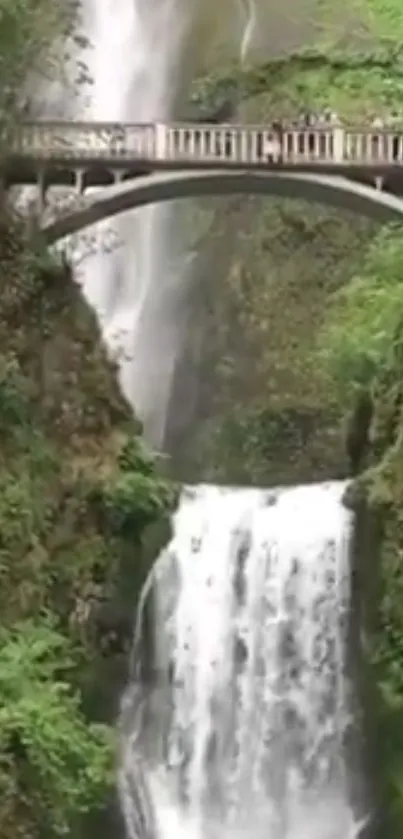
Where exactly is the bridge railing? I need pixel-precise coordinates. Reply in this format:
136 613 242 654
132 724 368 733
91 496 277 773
8 121 403 166
343 130 403 163
13 121 156 158
160 125 403 165
159 125 338 163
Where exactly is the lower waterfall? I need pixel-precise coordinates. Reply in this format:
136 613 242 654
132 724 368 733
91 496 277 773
119 481 369 839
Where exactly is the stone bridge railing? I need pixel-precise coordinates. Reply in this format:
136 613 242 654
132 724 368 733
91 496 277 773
7 121 403 166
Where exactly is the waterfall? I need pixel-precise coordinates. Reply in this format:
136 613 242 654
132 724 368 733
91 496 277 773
119 481 370 839
74 0 192 446
25 0 258 448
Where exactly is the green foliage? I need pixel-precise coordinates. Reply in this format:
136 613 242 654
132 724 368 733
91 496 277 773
317 227 403 399
192 45 403 118
361 507 403 836
0 355 31 429
0 0 79 136
191 0 403 121
190 65 240 113
362 0 403 36
100 471 176 535
96 438 177 537
314 206 403 839
0 212 175 837
0 619 113 838
118 435 156 476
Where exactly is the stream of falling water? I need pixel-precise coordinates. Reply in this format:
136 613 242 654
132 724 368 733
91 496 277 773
119 482 369 839
75 0 191 447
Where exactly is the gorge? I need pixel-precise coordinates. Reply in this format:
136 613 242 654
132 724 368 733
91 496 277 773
3 0 403 838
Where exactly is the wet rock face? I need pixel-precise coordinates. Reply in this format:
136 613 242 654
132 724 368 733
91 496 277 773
93 601 134 655
345 390 373 475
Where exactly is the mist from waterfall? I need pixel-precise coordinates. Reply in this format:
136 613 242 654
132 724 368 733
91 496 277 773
119 482 369 839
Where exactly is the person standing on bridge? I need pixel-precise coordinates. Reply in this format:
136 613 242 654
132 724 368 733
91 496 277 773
371 115 384 162
264 124 282 164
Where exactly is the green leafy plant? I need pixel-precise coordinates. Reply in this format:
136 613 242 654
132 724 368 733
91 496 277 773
0 355 31 429
318 226 403 399
95 437 177 537
118 435 156 476
0 619 113 838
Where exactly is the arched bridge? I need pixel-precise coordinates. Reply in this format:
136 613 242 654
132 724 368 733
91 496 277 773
4 120 403 235
43 171 403 243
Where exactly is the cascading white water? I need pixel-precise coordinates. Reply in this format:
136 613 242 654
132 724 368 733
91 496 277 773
119 481 369 839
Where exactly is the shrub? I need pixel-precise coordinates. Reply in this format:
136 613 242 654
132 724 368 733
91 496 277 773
94 437 177 537
317 226 403 400
0 619 113 838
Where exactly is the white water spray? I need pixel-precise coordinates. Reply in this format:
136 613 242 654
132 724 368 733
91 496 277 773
119 481 369 839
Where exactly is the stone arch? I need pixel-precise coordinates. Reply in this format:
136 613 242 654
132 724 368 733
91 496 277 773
42 170 403 243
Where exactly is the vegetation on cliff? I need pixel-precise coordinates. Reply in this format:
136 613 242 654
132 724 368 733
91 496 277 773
0 0 80 131
0 212 176 838
318 225 403 835
0 6 174 836
0 4 178 837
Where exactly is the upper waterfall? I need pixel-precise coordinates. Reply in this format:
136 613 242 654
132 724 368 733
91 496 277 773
119 481 369 839
75 0 193 447
68 0 256 448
